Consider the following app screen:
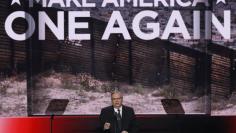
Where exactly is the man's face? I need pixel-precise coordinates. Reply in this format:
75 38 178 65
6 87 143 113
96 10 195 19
111 93 123 108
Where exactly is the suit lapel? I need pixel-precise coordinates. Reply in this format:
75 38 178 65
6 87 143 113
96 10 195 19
110 106 115 120
122 106 125 120
110 106 116 133
121 106 127 130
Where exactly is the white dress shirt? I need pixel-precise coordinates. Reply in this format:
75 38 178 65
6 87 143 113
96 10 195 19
114 106 123 117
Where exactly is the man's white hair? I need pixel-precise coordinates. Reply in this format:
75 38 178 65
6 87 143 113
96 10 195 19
111 88 123 97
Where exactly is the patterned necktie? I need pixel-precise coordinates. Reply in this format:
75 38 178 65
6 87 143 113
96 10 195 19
117 109 122 132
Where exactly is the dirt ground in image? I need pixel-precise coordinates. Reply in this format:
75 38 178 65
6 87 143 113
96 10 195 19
0 73 235 116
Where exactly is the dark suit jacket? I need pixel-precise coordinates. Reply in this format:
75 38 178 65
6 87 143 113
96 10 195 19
99 105 138 133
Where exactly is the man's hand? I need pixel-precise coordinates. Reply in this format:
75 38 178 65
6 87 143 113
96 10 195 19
121 131 128 133
104 122 111 130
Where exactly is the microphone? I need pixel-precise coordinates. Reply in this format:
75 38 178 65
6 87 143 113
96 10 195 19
114 111 118 120
114 111 122 133
114 112 121 121
113 112 117 133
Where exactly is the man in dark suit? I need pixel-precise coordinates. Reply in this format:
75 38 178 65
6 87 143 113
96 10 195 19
99 90 138 133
